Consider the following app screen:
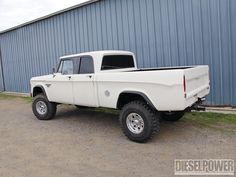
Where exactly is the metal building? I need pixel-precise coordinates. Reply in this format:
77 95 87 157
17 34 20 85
0 0 235 106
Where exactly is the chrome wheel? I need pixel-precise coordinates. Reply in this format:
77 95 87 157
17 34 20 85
126 113 144 134
36 101 48 115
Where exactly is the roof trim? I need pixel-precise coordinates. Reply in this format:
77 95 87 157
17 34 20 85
0 0 100 34
60 50 134 59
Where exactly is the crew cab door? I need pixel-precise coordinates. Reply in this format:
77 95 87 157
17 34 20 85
47 59 74 104
73 56 98 107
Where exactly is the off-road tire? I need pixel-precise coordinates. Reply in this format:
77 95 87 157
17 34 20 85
119 100 160 143
32 94 57 120
161 111 185 121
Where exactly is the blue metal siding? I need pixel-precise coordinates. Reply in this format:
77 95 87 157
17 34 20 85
0 64 3 91
0 45 3 91
0 0 235 106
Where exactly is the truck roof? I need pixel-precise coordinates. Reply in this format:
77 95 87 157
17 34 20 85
60 50 137 73
60 50 134 59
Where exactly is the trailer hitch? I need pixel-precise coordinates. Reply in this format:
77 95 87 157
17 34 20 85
186 98 206 112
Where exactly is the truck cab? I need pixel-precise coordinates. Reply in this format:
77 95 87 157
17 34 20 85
31 51 136 106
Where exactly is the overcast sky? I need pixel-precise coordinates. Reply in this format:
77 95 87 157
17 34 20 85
0 0 89 31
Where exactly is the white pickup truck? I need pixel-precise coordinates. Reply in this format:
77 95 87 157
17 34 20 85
31 50 210 142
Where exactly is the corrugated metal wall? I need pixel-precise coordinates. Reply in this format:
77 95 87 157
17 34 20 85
0 0 235 106
0 47 4 91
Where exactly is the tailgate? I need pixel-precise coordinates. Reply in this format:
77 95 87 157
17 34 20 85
184 66 210 99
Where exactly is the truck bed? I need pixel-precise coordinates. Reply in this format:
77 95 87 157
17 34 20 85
96 65 210 111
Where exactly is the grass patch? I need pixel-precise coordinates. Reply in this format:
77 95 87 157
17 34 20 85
0 93 16 99
184 112 236 125
0 93 32 103
182 112 236 131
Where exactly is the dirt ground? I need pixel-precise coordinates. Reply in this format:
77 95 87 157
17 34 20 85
0 98 235 177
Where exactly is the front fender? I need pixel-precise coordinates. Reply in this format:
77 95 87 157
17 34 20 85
32 84 48 98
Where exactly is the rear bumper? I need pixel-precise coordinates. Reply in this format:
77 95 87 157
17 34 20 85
185 97 206 112
184 85 210 110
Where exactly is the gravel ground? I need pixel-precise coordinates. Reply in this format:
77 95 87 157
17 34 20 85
0 98 235 177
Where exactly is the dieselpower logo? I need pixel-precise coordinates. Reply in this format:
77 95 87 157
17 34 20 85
175 159 234 175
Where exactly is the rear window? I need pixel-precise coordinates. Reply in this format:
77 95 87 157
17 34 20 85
101 55 134 70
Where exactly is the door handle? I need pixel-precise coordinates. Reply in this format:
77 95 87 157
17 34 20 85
86 75 92 78
67 76 72 80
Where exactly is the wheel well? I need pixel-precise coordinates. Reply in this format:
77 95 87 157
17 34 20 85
33 86 45 97
117 92 156 110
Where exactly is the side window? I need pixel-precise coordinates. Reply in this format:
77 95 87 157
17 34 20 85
79 57 94 74
58 60 73 75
